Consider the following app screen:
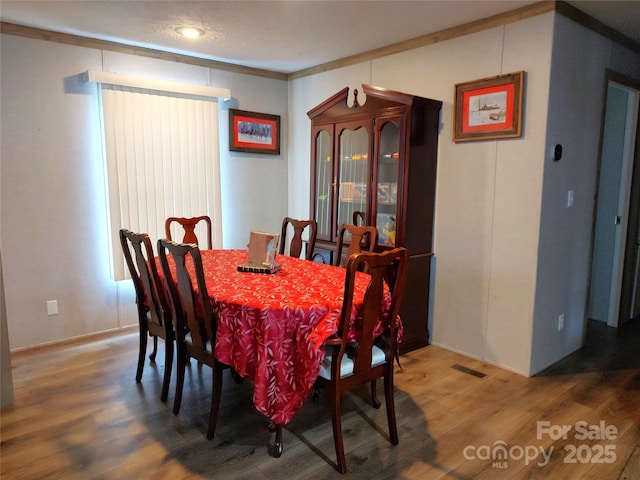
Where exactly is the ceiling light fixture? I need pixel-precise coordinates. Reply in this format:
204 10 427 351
175 26 205 38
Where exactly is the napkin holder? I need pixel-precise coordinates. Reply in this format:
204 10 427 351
237 231 281 274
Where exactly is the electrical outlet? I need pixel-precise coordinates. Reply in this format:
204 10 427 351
47 300 58 316
558 314 564 332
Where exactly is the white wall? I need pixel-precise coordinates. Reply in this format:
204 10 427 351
1 36 114 349
212 70 289 248
0 35 288 349
531 15 640 374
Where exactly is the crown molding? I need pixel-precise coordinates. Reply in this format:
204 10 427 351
0 21 288 81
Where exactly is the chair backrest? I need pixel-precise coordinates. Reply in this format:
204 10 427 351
119 228 168 330
165 216 213 249
352 211 365 226
332 247 408 377
157 239 216 350
335 224 378 267
279 217 317 260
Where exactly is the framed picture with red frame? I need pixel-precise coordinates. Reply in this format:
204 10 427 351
454 71 524 142
229 109 281 154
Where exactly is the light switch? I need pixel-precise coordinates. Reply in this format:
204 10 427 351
567 190 574 208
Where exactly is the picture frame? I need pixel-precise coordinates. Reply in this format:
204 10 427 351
229 109 280 154
453 71 524 142
377 213 396 246
340 182 355 202
377 182 391 204
353 183 367 203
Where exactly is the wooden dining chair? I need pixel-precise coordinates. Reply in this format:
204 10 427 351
315 247 408 473
335 224 378 267
119 229 174 402
157 238 226 440
165 216 213 249
279 217 317 260
352 211 365 226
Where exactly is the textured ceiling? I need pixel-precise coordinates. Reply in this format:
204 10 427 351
1 1 638 74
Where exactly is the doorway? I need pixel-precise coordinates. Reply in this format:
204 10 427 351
588 71 640 327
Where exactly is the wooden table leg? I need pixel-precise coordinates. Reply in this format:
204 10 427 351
267 421 283 458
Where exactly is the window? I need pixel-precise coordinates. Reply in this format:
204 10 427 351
95 77 227 280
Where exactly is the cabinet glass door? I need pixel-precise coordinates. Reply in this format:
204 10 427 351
376 120 400 247
337 125 369 239
314 129 332 239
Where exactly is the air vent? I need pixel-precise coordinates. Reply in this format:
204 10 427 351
452 364 486 378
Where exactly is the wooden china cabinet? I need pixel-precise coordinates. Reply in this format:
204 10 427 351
307 84 442 353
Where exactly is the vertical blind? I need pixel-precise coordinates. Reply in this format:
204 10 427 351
100 85 223 280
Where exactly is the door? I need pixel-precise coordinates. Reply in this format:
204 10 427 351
588 79 639 327
336 121 370 241
311 126 334 242
374 117 401 247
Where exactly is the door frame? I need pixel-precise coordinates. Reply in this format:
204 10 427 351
589 70 640 327
616 73 640 324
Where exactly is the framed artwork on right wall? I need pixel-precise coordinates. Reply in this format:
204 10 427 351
454 71 525 142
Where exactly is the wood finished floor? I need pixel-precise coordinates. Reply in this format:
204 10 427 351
1 319 639 479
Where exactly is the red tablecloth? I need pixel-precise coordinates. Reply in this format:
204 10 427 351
167 249 397 425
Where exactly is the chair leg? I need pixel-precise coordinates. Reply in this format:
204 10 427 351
370 380 381 408
230 368 244 384
207 363 223 439
384 369 398 445
160 339 173 402
136 324 148 383
149 335 158 362
173 345 187 415
331 391 347 474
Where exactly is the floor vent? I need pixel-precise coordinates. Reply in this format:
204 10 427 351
452 364 487 378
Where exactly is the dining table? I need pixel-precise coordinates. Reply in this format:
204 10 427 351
160 248 399 456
